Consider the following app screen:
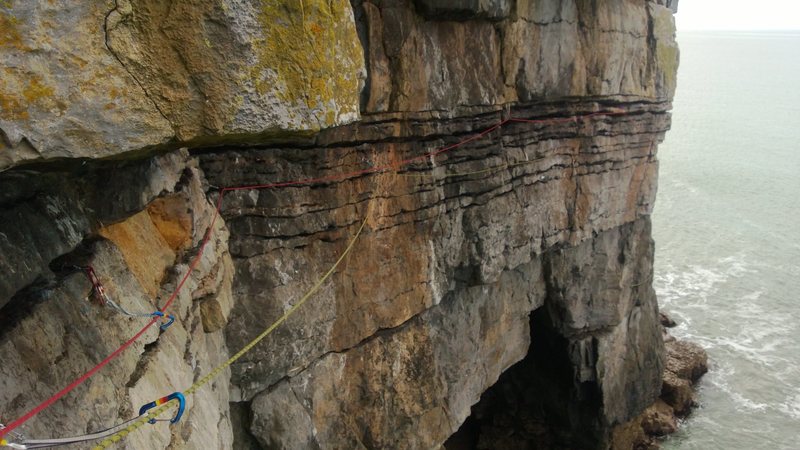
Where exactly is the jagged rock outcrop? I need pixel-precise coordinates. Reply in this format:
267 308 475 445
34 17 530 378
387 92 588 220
0 1 682 449
609 319 708 449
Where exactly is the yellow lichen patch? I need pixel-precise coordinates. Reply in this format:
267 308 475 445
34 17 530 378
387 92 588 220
0 70 27 121
252 0 362 127
0 70 56 120
146 195 193 252
21 75 55 103
0 92 27 120
99 210 176 298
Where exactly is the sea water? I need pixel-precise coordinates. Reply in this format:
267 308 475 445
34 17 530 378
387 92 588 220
654 31 800 449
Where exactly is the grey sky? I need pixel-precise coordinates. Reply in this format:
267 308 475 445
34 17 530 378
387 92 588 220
677 0 800 30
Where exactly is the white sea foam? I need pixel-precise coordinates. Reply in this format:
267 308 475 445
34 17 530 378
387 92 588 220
777 392 800 419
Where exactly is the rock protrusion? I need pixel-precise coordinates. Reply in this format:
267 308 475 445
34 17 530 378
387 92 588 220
611 313 709 449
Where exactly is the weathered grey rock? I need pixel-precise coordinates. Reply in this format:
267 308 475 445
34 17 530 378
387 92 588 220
357 0 679 115
656 0 680 14
0 0 365 169
610 328 708 448
0 150 192 309
543 218 665 430
441 218 663 450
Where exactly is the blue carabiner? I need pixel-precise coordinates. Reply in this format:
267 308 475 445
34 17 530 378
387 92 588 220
138 392 186 424
151 311 175 331
160 314 175 331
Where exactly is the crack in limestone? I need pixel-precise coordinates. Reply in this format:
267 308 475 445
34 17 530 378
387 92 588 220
124 338 161 389
257 300 425 397
103 0 173 131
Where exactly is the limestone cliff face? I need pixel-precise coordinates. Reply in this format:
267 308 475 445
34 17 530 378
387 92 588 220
0 1 678 449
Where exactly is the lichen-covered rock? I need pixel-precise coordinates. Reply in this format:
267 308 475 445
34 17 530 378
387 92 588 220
106 0 365 140
0 1 172 168
0 0 365 169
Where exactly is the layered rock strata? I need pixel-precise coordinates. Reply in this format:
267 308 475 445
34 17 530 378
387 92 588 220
198 98 670 448
0 0 683 449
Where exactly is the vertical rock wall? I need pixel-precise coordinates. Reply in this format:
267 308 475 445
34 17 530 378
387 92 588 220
0 1 679 449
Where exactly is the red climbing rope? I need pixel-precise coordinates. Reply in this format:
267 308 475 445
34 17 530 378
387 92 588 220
0 192 226 440
0 109 626 440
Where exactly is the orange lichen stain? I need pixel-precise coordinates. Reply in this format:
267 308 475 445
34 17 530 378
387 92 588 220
99 210 176 298
146 195 193 252
104 102 116 110
309 22 323 35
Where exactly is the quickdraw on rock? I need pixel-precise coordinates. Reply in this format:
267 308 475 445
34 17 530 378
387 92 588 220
79 266 175 331
0 392 186 450
0 394 186 450
137 392 186 425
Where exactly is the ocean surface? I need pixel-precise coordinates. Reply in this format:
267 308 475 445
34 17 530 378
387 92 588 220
654 31 800 449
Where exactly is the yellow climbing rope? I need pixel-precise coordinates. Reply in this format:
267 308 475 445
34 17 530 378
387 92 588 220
92 204 372 450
